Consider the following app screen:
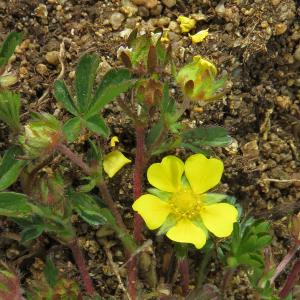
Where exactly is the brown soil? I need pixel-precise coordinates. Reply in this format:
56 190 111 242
0 0 299 299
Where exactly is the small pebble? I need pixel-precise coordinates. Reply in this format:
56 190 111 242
35 4 48 18
150 3 163 16
110 12 125 30
162 0 176 8
132 0 157 9
45 51 60 65
36 63 48 75
274 23 288 35
294 44 300 61
138 6 149 17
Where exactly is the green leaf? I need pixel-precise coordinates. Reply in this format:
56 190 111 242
53 80 78 116
43 259 58 288
160 83 175 114
62 117 82 142
180 143 213 156
0 192 32 217
202 193 228 204
0 146 25 191
75 53 100 112
0 90 21 132
182 126 232 147
87 68 134 117
130 35 151 66
85 114 110 138
0 32 23 67
70 192 113 225
21 224 45 243
146 119 163 146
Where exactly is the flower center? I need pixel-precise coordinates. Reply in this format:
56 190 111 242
169 189 202 219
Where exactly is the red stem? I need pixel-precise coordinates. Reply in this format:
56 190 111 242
178 259 190 296
133 126 145 243
128 126 146 300
68 239 96 297
279 259 300 298
271 243 300 284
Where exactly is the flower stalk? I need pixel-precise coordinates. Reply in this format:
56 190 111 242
68 239 96 297
279 259 300 298
128 125 146 300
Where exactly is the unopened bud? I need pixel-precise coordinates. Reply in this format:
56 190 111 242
0 74 17 87
19 113 63 158
176 55 226 103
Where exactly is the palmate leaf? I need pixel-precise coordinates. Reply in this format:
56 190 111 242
0 146 25 191
75 53 100 113
0 32 23 68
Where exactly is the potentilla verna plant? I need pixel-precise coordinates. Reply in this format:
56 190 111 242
0 30 295 300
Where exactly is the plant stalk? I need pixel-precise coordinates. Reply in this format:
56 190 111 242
270 243 300 284
56 143 135 252
279 259 300 298
68 239 96 297
128 125 146 300
178 258 190 296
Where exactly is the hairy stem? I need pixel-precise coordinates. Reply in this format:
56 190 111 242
56 143 135 253
222 267 235 298
178 258 190 296
270 243 300 284
68 239 96 297
128 126 146 300
279 259 300 298
197 249 213 288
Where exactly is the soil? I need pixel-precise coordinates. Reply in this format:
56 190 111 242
0 0 300 299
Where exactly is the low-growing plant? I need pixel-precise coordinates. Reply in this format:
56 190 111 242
0 30 298 299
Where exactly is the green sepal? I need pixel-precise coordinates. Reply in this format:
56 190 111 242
202 193 228 204
147 188 171 201
157 214 177 236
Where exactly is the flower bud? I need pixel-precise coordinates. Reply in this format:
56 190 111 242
19 113 63 158
176 55 226 103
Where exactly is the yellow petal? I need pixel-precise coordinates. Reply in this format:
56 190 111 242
103 150 131 178
110 136 119 147
166 219 206 249
177 16 197 33
185 154 223 194
133 194 171 230
189 29 209 44
147 156 184 192
200 203 238 237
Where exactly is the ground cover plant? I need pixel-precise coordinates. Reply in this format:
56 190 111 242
0 17 299 300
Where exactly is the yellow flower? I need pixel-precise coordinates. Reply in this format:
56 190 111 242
133 154 238 249
103 150 131 178
189 29 209 44
177 16 197 33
